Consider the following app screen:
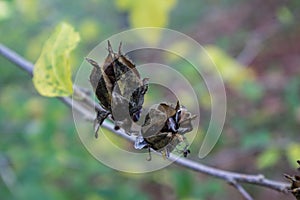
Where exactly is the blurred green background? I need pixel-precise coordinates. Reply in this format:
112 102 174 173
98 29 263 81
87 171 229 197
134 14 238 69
1 0 300 199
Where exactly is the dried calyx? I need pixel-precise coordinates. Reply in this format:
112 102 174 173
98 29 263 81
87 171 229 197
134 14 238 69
134 101 196 161
86 41 148 137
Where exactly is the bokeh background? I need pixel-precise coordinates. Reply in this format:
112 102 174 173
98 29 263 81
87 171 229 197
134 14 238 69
1 0 300 199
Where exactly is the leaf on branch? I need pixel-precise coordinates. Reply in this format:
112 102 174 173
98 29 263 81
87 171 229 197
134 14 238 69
33 22 80 97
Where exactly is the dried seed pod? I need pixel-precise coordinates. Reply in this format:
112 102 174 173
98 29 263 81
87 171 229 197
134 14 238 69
285 160 300 200
134 101 196 160
285 174 300 199
86 41 148 137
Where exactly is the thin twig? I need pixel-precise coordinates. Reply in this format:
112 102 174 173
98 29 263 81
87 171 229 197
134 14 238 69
0 43 291 197
0 44 33 76
228 178 254 200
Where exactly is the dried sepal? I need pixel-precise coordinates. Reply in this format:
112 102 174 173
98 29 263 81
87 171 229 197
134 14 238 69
86 41 148 137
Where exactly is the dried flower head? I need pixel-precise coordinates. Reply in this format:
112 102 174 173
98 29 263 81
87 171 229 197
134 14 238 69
135 101 196 160
86 41 148 137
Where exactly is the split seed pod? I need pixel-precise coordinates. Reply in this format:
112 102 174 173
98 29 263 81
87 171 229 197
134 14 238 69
86 41 148 137
135 101 196 160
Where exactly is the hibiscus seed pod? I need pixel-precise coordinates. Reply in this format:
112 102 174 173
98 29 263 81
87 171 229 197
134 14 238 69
134 101 196 160
284 160 300 200
86 41 148 137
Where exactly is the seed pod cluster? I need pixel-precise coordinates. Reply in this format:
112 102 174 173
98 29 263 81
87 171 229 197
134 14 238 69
86 41 196 160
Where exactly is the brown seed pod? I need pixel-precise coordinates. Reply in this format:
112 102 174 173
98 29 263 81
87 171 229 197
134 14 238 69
284 160 300 200
284 174 300 199
135 101 196 160
86 41 148 137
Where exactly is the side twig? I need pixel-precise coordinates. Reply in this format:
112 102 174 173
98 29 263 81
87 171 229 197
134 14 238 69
229 179 253 200
0 43 291 199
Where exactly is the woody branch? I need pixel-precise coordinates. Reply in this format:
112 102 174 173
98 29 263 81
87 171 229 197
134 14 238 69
0 43 291 200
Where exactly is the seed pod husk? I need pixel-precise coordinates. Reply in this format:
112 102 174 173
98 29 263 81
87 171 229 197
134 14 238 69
135 101 196 160
86 41 148 137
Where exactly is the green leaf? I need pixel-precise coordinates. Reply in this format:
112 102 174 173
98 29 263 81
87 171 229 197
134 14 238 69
256 148 280 169
33 22 80 97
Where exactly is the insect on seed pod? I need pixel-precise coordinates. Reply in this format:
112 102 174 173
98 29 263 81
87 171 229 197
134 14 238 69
86 41 148 138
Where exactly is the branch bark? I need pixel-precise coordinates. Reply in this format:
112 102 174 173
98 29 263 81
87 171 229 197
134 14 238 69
0 43 291 199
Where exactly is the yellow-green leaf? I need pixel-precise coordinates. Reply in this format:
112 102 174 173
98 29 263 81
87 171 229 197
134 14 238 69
33 22 80 97
202 45 255 86
115 0 176 44
0 1 13 20
256 148 280 169
286 143 300 168
79 19 101 42
16 0 38 21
